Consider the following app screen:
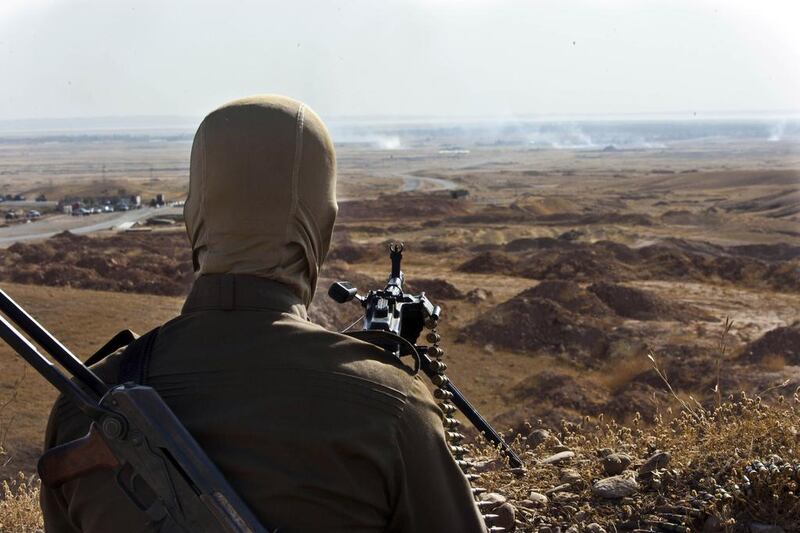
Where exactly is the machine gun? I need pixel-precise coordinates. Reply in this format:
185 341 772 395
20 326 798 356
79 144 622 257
0 289 268 533
329 242 524 469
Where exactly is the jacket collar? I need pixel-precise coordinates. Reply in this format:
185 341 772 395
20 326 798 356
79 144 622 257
182 274 308 320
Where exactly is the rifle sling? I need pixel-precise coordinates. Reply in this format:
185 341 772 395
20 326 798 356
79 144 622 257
84 329 138 367
117 327 160 385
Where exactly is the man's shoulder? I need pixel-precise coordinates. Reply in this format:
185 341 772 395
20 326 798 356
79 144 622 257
290 320 425 397
159 311 429 405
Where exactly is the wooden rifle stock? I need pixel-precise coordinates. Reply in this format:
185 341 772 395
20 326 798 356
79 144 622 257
38 424 120 488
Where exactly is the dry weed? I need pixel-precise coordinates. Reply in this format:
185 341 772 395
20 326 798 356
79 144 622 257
0 473 42 533
474 388 799 532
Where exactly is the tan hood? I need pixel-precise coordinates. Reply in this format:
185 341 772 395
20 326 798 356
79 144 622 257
185 95 337 306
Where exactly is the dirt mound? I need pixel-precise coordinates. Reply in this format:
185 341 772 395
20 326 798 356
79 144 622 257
739 322 800 365
766 261 800 292
573 212 654 226
509 370 609 413
505 237 577 253
406 278 464 300
730 243 800 262
493 370 610 429
519 249 632 282
603 382 669 422
587 282 714 322
463 295 610 366
528 212 655 226
659 209 720 226
724 187 800 219
457 238 797 293
520 281 612 317
0 231 193 296
457 251 518 274
511 195 578 216
326 234 382 264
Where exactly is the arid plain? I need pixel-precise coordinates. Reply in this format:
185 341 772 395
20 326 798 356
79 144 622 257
0 128 798 531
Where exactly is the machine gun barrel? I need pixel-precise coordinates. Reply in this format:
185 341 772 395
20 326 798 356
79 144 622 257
420 353 523 468
330 243 524 471
0 288 268 533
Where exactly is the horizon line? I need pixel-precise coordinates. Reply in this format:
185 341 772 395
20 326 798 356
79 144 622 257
0 108 799 127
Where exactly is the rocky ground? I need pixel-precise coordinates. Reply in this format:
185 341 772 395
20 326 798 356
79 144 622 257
0 138 797 531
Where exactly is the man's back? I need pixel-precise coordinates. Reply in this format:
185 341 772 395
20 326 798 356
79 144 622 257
42 275 486 532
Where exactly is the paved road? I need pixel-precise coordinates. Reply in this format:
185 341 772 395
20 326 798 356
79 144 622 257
0 207 182 247
0 174 457 246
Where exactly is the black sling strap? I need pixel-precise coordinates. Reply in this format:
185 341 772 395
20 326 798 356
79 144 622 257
84 329 138 367
117 327 161 385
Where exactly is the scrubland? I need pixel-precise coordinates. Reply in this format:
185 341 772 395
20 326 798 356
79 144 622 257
0 136 798 531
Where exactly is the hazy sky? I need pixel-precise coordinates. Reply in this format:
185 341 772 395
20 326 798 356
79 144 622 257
0 0 798 121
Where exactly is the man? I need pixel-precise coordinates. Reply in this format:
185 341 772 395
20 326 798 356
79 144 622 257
41 95 486 532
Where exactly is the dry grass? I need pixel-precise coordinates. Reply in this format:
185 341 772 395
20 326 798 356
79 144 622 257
0 392 795 532
1 379 41 533
0 473 42 533
475 389 799 532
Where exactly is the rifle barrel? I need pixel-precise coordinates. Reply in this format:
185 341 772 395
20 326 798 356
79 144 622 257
0 288 107 397
0 313 104 417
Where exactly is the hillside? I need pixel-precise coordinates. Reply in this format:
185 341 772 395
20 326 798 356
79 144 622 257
1 138 798 532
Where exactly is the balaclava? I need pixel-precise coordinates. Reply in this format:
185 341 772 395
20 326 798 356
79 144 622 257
184 95 337 306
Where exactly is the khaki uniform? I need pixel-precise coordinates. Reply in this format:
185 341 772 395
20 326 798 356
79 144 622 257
41 96 486 532
42 276 486 532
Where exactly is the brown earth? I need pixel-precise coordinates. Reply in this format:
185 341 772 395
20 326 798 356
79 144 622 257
738 322 800 365
0 231 193 296
1 138 799 519
457 238 799 292
587 281 715 322
462 294 612 366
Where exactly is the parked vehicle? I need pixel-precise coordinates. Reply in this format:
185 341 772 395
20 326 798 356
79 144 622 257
26 210 41 219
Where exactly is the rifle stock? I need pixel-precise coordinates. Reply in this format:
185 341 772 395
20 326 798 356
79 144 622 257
39 424 120 488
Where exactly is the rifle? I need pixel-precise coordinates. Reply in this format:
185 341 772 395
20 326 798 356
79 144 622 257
328 242 524 470
0 288 268 533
